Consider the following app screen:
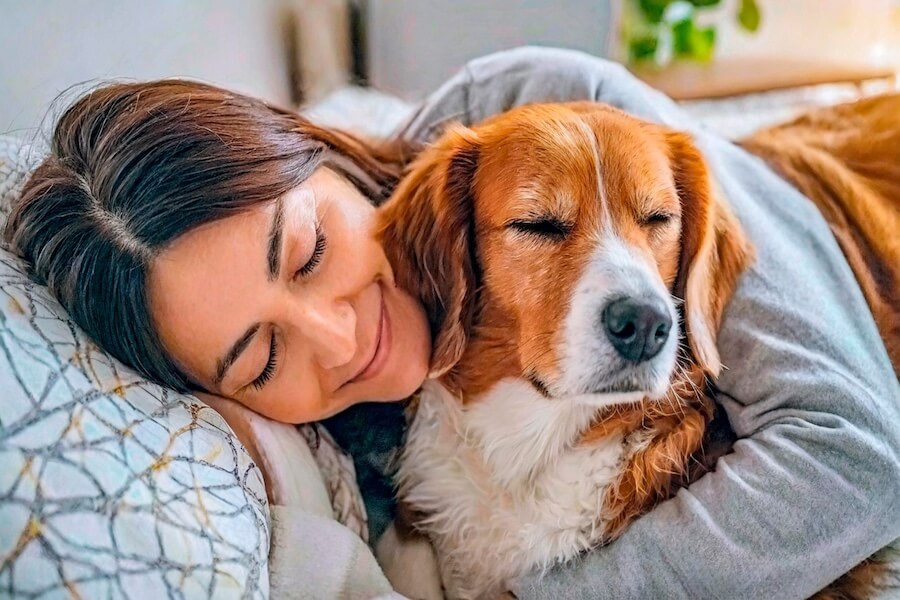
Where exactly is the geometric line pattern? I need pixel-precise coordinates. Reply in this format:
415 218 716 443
0 135 270 599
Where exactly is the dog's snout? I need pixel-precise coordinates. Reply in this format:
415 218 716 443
601 297 672 363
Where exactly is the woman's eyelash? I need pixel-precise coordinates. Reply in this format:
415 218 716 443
297 226 327 278
251 335 278 391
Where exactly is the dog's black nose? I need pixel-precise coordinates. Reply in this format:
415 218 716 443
601 297 672 363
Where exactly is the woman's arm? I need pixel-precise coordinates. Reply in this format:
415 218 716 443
402 47 900 599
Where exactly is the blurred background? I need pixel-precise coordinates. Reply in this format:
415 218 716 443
2 0 899 140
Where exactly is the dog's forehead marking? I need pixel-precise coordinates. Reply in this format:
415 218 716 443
573 115 614 235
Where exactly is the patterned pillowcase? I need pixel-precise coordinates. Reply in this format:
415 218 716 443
0 136 270 599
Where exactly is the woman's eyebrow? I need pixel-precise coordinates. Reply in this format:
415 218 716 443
266 196 285 281
214 323 261 386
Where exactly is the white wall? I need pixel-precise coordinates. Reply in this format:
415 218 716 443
366 0 614 99
0 0 297 135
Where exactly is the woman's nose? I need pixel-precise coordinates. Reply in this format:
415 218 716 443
300 299 357 369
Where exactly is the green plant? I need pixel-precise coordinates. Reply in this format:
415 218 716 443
624 0 762 66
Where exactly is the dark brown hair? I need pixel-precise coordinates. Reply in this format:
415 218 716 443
4 80 403 392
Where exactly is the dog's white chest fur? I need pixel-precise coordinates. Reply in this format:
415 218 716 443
398 379 633 599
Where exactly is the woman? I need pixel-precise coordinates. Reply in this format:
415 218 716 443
6 47 899 599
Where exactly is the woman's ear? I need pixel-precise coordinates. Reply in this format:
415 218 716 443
668 132 753 377
377 126 480 380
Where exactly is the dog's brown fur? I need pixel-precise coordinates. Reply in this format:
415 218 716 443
379 97 898 598
379 105 751 548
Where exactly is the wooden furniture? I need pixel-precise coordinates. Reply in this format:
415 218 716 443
633 59 896 101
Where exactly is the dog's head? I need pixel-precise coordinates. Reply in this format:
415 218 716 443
378 102 751 405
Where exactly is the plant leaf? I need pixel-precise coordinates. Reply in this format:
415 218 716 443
629 33 660 62
687 0 721 7
671 17 695 56
737 0 761 32
671 17 716 62
638 0 672 24
691 25 716 61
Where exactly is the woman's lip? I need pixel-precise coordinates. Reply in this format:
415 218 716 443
349 289 391 385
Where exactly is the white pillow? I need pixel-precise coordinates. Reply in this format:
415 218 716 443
0 135 270 599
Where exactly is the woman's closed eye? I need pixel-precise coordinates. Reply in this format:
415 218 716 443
295 225 327 279
250 334 278 391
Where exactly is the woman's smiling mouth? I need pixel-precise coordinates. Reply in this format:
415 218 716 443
348 286 391 385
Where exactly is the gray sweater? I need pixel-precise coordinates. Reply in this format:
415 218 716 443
392 47 900 600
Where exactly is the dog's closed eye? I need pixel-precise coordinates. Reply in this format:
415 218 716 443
638 212 675 228
507 217 573 240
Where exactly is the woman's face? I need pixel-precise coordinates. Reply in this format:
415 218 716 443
148 167 431 423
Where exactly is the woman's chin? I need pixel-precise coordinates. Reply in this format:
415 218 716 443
365 357 429 404
389 359 430 400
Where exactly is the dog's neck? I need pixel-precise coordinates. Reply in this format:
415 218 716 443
432 322 643 489
440 306 523 399
422 378 617 490
431 339 712 493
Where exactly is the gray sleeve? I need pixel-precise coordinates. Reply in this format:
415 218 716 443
403 47 900 599
399 46 685 144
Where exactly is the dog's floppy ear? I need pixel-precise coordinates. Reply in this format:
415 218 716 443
669 132 753 377
377 126 480 380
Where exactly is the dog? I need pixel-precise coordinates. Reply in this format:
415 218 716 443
376 99 899 599
376 101 751 599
